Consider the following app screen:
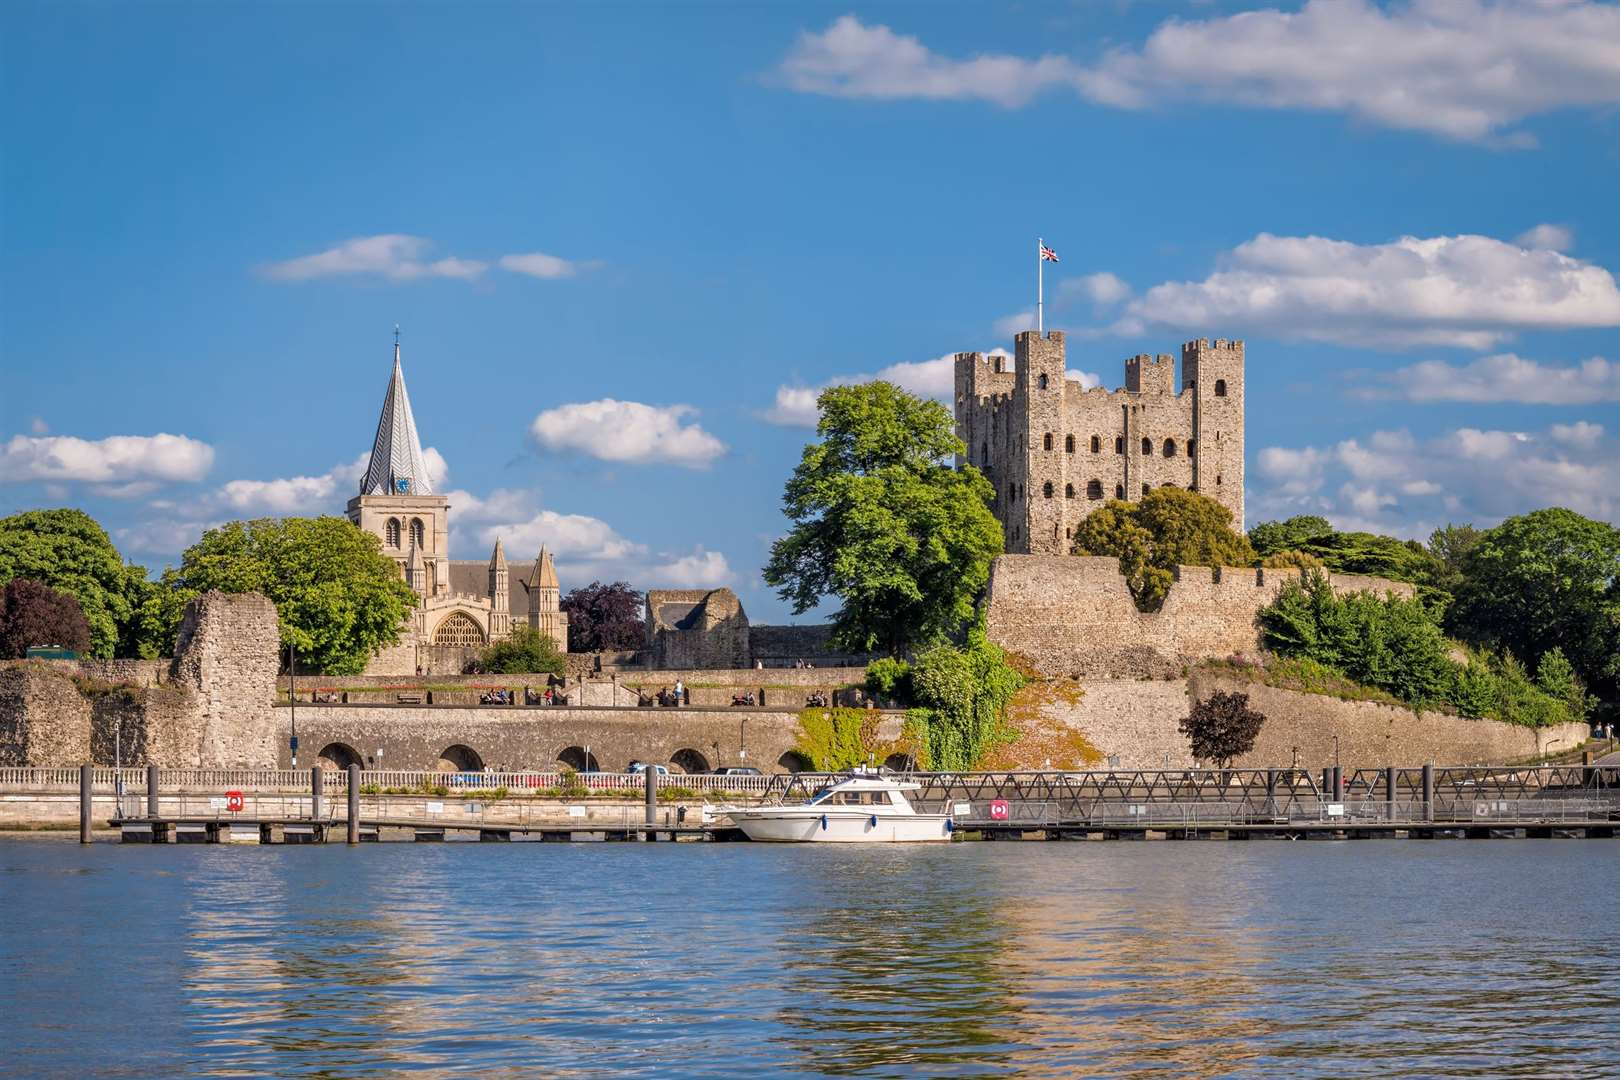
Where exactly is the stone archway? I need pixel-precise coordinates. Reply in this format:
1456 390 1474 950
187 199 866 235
883 753 914 773
557 746 600 773
318 742 363 772
670 748 711 775
437 744 484 773
777 751 812 774
433 610 486 647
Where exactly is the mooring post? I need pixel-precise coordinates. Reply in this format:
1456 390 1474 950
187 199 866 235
1421 763 1435 822
644 765 657 840
1332 766 1344 802
311 765 323 823
1265 768 1277 816
1321 767 1333 801
347 763 360 844
79 763 93 844
147 762 160 819
1384 765 1396 818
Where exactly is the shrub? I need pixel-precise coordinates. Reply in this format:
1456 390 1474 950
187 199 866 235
477 625 566 676
1180 690 1266 768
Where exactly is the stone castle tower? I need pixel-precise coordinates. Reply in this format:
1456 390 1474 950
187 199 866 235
347 336 567 673
954 330 1244 554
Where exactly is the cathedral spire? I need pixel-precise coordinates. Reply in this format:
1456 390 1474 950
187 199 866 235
489 536 507 570
359 332 435 496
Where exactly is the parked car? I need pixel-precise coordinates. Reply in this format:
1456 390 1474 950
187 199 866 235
627 762 670 776
712 766 762 776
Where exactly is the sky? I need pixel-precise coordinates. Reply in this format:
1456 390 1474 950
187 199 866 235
3 0 1618 622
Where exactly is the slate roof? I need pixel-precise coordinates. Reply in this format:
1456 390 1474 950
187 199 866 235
359 342 436 496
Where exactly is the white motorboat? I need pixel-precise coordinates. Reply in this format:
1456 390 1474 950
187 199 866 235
720 772 953 843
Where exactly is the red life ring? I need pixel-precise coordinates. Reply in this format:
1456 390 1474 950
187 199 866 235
226 790 244 813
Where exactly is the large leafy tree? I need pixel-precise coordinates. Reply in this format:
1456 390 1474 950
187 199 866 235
1073 487 1256 611
0 508 158 658
476 626 567 675
763 381 1003 655
1180 690 1266 769
0 579 92 658
159 517 418 675
1248 515 1332 558
1449 508 1620 697
560 581 645 652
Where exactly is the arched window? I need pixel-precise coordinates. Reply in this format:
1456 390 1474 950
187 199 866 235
1187 439 1196 457
1064 483 1075 499
994 357 1005 373
1115 483 1125 499
1090 435 1100 453
433 611 485 647
1042 481 1054 499
1087 479 1103 500
1141 437 1152 454
410 518 425 549
1141 484 1150 498
1037 374 1048 390
1065 434 1075 453
1163 438 1176 457
1114 436 1124 454
385 518 401 547
1043 432 1053 451
1215 379 1227 397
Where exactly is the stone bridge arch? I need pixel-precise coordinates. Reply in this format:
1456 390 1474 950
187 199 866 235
557 746 600 772
437 744 484 772
670 748 710 775
318 742 363 771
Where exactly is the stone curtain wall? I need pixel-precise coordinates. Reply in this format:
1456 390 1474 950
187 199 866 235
167 592 281 767
986 555 1414 679
0 664 93 766
1019 675 1588 770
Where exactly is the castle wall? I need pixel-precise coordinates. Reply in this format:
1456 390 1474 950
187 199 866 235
986 554 1414 679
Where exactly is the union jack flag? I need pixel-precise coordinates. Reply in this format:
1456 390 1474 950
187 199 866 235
1040 243 1060 262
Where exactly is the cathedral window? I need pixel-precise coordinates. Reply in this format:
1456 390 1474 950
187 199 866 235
1087 479 1103 500
1065 435 1075 453
1215 379 1227 397
385 518 401 548
1065 483 1075 499
1037 374 1048 390
1043 432 1053 451
432 611 485 647
1141 437 1152 454
1042 481 1054 499
410 518 425 549
1090 435 1100 454
1163 438 1176 457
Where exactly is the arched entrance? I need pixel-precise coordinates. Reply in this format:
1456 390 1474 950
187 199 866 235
883 753 914 773
777 751 812 774
437 744 484 773
557 746 600 773
318 742 363 771
670 748 710 775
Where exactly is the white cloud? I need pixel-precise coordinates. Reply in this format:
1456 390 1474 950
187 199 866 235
993 311 1036 339
28 418 48 435
0 432 214 487
214 446 448 516
1061 272 1132 306
498 253 580 279
777 4 1620 143
1360 352 1620 403
261 235 488 282
1516 223 1574 252
650 548 735 588
763 385 823 428
1254 423 1620 536
529 399 726 468
473 510 646 564
763 349 1012 428
1121 232 1620 349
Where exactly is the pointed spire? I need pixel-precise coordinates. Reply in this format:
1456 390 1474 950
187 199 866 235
359 332 435 496
531 545 559 589
489 536 507 570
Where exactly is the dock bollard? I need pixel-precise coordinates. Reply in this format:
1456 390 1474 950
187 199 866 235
147 763 160 820
347 763 360 844
1384 765 1396 815
1332 766 1344 802
79 763 93 844
644 765 657 840
1421 763 1434 822
311 765 323 824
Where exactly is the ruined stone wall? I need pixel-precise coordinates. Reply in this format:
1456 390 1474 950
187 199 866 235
987 554 1414 679
0 664 92 766
1012 674 1588 770
76 658 168 687
167 591 281 766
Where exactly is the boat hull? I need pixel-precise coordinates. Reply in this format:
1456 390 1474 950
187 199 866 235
728 809 953 843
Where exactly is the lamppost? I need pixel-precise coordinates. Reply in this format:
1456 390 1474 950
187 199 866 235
287 642 299 768
739 718 748 763
1332 735 1340 769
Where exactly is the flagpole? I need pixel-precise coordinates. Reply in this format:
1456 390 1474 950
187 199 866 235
1037 236 1044 334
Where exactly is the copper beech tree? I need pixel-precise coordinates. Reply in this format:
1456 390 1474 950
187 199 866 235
1179 690 1266 769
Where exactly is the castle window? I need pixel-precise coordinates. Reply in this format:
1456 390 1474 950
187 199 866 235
1042 481 1054 499
1090 435 1100 453
1043 432 1053 451
1141 437 1152 454
1065 434 1075 453
1114 436 1124 454
385 518 400 548
433 611 485 647
1187 439 1196 457
1163 438 1176 457
981 441 988 464
1215 379 1227 397
1086 479 1103 500
1037 374 1048 390
1142 484 1150 498
1065 483 1075 499
994 357 1005 373
1216 474 1223 486
1115 484 1125 499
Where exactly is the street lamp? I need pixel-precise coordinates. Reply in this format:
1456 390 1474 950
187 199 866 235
1332 735 1340 769
288 642 299 768
739 718 748 762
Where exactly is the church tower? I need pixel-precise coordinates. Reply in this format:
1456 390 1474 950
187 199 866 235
347 334 450 597
526 546 569 652
488 538 510 639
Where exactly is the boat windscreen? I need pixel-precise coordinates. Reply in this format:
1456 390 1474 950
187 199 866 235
808 787 834 804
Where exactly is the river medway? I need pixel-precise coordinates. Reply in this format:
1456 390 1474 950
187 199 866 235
2 836 1615 1078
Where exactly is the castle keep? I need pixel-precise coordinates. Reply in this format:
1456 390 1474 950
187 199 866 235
954 331 1245 554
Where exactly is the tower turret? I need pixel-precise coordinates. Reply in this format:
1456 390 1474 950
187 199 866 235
488 537 510 638
1183 337 1246 529
1013 330 1068 554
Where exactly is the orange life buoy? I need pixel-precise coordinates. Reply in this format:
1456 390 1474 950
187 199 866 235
226 790 244 812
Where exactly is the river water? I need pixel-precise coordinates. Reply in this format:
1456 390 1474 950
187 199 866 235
2 835 1616 1078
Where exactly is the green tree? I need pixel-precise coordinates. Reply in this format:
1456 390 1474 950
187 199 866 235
1248 515 1332 558
1073 487 1256 611
1261 548 1326 572
1449 508 1620 697
477 625 566 675
0 508 157 658
763 381 1004 654
0 579 92 657
1534 647 1593 724
1180 690 1266 769
161 517 417 675
908 623 1023 770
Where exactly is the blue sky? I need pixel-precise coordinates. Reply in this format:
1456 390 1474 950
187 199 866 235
3 1 1618 621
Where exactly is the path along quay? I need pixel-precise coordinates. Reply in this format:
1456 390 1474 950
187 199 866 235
6 763 1620 844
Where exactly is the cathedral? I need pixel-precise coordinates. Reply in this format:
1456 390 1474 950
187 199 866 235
345 339 567 675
